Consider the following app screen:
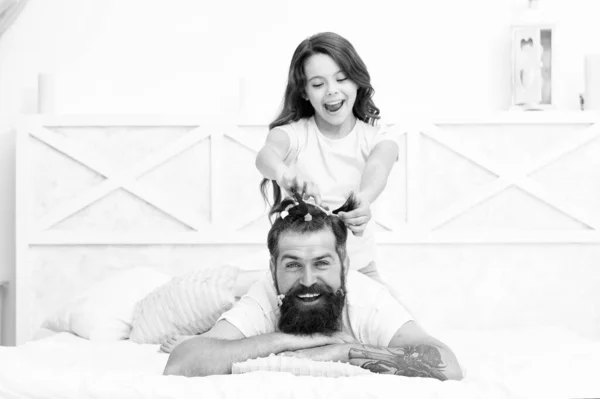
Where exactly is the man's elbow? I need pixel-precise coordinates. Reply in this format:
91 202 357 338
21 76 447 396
443 357 464 381
163 345 195 377
163 350 185 376
162 348 219 377
163 359 208 377
163 363 180 376
446 366 464 381
163 364 216 378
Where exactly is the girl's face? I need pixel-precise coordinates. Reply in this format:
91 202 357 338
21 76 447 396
303 53 358 136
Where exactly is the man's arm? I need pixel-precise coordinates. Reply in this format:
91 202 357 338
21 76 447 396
348 321 463 381
280 321 463 381
163 320 354 377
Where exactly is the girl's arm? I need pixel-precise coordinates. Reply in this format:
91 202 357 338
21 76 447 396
255 128 291 184
255 128 322 204
359 139 399 204
338 140 399 235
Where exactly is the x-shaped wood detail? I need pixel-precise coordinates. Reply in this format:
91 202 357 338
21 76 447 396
30 125 266 234
29 120 599 240
416 123 600 231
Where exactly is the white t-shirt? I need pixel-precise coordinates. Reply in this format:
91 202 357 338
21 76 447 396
217 270 413 347
277 116 402 270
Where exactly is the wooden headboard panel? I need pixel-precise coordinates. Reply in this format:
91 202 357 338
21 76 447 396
16 114 600 344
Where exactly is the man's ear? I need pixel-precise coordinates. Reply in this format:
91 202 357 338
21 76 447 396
342 255 350 277
270 257 279 291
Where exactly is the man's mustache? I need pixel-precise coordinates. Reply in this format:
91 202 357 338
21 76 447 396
287 283 332 297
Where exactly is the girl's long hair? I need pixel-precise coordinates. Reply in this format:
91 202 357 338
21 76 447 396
260 32 380 211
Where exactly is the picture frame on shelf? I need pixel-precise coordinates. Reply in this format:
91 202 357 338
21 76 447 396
510 24 554 111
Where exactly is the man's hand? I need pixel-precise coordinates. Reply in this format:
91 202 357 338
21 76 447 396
337 192 372 237
279 332 357 362
297 331 357 348
278 343 354 363
276 169 322 205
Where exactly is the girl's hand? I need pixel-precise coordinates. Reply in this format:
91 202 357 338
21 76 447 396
276 169 322 205
337 192 372 237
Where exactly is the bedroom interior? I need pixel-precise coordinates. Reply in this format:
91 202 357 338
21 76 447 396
1 0 600 398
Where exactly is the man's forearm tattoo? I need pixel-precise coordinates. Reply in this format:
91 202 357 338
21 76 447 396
348 344 447 381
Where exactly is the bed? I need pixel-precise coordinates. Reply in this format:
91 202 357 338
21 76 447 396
1 327 599 399
4 113 600 398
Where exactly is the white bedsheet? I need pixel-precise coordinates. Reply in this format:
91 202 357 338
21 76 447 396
0 328 598 399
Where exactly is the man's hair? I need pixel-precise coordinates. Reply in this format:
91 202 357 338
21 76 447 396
266 192 358 264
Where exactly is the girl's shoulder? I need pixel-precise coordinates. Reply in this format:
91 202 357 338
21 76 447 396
355 119 388 138
273 117 311 131
273 117 313 139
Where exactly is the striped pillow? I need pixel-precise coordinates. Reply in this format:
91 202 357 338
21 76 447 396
129 265 239 344
232 354 373 377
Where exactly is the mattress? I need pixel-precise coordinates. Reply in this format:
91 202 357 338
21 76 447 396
0 328 598 399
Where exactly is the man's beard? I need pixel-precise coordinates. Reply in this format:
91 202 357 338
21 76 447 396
277 281 346 336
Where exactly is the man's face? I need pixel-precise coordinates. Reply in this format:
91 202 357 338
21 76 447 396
271 228 347 335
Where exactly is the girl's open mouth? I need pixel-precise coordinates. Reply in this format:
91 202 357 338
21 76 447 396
324 100 344 113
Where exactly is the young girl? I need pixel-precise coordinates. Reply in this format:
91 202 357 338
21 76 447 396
256 32 402 282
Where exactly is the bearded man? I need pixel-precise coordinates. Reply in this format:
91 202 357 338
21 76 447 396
163 196 462 381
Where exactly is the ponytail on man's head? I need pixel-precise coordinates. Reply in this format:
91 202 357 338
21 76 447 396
266 192 358 263
332 192 358 216
260 178 283 221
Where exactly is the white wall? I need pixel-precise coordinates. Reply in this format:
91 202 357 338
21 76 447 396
5 0 600 118
2 0 600 344
0 126 15 345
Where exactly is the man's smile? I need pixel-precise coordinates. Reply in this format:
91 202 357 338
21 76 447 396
296 292 323 303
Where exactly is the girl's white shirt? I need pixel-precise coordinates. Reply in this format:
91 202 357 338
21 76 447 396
276 116 403 270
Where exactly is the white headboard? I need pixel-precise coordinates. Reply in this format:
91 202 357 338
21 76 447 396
16 113 600 344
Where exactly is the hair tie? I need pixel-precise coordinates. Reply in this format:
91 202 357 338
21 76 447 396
279 198 337 221
280 204 295 220
277 294 285 307
311 203 337 218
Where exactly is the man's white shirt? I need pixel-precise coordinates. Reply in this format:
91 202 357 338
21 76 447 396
218 270 413 347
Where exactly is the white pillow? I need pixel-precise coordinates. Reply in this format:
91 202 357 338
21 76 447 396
222 248 270 298
232 354 373 377
129 265 239 344
42 267 171 341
